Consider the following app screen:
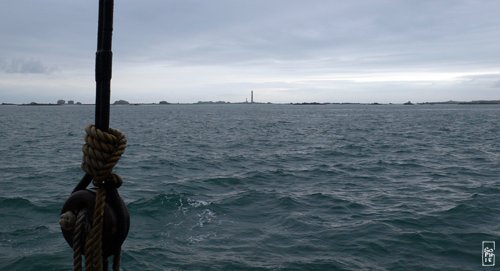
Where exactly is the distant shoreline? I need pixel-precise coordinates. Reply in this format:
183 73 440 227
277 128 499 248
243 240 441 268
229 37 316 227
290 100 500 105
2 100 500 106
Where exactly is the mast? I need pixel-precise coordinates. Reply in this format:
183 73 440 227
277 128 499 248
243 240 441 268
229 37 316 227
95 0 114 131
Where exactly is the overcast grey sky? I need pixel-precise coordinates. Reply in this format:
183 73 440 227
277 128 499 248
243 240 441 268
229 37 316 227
1 0 499 103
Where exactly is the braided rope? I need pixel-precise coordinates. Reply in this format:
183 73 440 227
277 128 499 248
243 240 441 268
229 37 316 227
82 125 127 187
73 210 87 271
79 125 127 271
85 188 106 271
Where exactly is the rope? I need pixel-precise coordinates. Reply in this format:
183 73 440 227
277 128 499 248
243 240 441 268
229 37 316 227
76 124 127 271
73 210 87 271
85 188 106 271
82 125 127 188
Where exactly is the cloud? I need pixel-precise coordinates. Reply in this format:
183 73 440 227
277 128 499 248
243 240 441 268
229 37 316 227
0 58 53 74
2 0 500 103
110 0 500 70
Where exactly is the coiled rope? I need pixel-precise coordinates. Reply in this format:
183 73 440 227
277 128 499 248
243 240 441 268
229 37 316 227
81 125 126 271
61 125 127 271
82 125 127 188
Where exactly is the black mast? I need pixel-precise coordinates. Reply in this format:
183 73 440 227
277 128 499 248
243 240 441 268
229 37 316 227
95 0 114 131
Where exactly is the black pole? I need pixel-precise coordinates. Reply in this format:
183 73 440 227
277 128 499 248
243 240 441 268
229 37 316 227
74 0 115 192
64 3 129 265
95 0 114 131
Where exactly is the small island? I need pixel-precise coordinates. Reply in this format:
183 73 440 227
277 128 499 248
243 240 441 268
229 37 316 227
17 99 84 106
113 100 130 105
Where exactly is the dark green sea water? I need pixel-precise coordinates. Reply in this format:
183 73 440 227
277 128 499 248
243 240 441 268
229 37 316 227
1 104 499 270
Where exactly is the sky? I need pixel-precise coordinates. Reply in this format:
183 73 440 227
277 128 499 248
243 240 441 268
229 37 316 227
1 0 500 104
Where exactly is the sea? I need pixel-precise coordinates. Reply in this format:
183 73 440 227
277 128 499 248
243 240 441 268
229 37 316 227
0 104 499 271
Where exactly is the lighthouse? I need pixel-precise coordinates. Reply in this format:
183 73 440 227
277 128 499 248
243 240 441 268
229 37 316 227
251 90 254 103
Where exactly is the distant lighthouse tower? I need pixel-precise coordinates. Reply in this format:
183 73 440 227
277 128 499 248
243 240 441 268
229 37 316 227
251 90 254 103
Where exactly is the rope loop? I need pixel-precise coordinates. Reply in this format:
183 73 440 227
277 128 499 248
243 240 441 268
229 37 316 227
81 125 127 187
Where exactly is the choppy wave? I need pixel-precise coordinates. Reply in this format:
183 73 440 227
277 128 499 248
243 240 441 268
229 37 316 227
1 104 500 270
